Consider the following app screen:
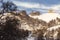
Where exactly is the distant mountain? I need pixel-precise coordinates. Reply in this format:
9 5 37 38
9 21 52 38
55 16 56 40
29 13 60 23
29 12 60 40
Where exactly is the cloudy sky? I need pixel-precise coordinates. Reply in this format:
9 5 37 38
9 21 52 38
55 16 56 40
1 0 60 13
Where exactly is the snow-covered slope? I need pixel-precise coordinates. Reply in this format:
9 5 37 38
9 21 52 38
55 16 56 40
44 25 60 39
47 25 60 31
29 13 60 23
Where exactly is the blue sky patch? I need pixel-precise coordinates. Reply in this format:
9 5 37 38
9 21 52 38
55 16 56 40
1 0 60 13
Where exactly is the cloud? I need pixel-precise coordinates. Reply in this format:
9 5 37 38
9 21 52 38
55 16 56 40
13 1 40 8
35 4 60 13
50 5 60 10
13 1 60 13
13 1 60 10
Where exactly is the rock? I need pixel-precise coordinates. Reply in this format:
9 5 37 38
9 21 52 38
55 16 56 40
30 11 40 16
0 13 29 40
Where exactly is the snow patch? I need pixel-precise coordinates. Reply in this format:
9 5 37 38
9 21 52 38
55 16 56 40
47 25 60 31
29 13 60 23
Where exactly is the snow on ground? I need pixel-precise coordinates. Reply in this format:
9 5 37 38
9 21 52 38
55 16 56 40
29 15 39 19
29 13 60 23
27 32 36 40
43 25 60 39
47 25 60 31
20 23 34 31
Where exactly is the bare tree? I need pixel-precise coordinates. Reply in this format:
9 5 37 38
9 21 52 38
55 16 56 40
0 0 17 13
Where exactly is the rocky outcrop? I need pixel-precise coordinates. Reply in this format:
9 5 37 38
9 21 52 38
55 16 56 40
0 13 30 40
30 11 40 16
1 11 60 40
43 25 60 40
48 17 60 27
0 11 48 40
